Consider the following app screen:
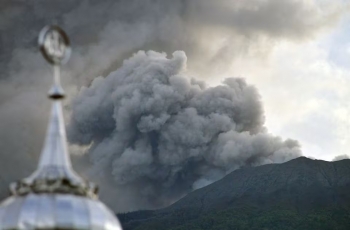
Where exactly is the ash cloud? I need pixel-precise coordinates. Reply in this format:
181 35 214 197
0 0 347 211
68 50 301 209
0 0 346 83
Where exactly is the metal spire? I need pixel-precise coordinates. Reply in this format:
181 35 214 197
10 25 97 198
33 25 76 180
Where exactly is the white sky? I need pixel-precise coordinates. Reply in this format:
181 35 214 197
218 14 350 161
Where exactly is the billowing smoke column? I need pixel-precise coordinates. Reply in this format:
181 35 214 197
68 50 301 207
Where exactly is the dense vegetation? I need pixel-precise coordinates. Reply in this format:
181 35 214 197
119 205 350 230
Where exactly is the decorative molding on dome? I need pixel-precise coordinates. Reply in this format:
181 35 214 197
10 177 97 199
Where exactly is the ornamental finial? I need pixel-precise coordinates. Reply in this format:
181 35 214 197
39 25 71 99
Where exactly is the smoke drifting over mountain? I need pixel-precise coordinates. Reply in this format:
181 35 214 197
68 50 301 208
0 0 347 211
333 154 350 161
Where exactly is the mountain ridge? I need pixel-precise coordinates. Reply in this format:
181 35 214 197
119 157 350 229
165 157 350 212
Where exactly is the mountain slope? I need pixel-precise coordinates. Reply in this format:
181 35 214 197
119 157 350 229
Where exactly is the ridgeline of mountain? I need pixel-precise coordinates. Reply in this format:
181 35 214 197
119 157 350 230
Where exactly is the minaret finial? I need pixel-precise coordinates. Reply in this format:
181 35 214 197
10 25 97 198
38 25 71 99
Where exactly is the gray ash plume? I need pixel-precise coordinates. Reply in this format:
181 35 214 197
68 50 301 208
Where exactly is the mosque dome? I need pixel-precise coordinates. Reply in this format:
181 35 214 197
0 25 122 230
0 194 120 229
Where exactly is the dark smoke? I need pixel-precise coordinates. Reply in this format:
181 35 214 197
68 50 301 208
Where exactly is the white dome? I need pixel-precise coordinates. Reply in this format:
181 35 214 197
0 194 122 230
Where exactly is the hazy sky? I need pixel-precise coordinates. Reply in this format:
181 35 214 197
187 4 350 162
250 13 350 161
